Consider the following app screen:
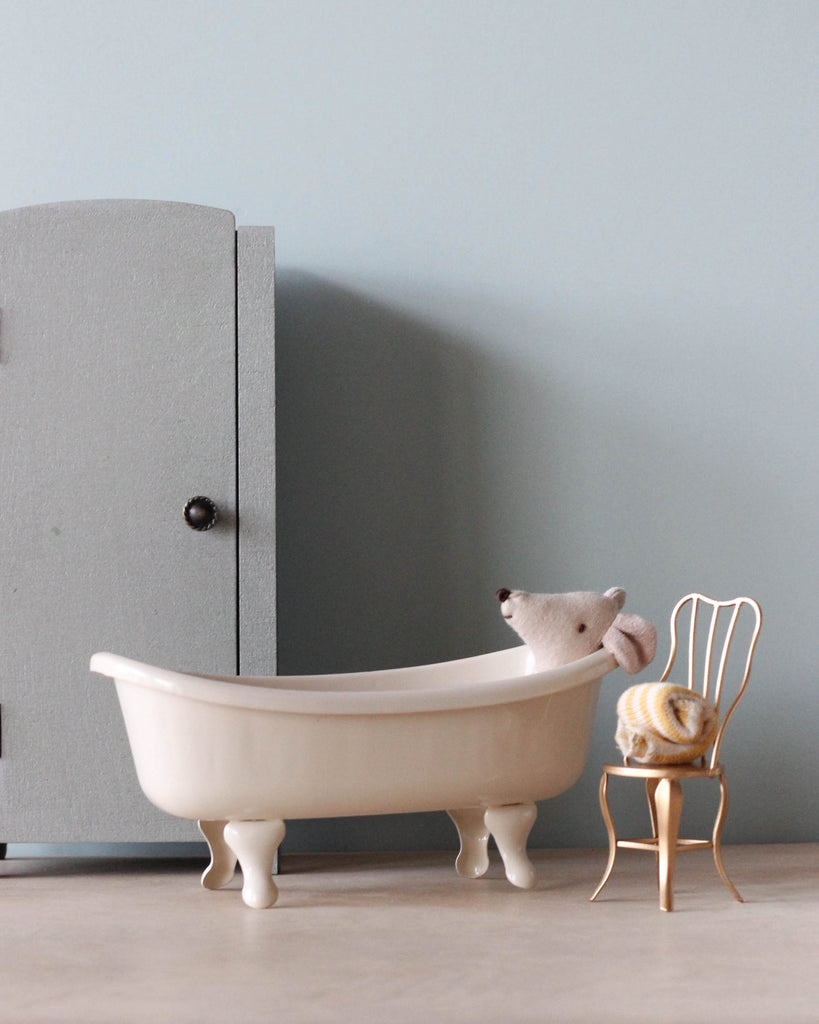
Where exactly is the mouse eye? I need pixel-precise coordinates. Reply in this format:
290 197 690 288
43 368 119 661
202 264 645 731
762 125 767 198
578 623 586 633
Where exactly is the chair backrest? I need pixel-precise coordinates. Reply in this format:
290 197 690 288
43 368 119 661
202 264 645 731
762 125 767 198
659 594 762 768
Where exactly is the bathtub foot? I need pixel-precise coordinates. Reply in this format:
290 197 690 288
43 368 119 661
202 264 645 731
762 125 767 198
447 808 491 879
485 803 538 889
198 819 238 890
224 819 286 909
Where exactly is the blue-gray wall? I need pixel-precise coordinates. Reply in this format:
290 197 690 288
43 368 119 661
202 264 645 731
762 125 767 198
4 1 817 851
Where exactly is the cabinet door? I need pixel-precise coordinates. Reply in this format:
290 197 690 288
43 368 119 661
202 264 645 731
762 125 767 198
0 200 237 840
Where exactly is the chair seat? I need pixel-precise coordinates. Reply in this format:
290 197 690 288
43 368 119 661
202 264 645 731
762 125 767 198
602 760 724 781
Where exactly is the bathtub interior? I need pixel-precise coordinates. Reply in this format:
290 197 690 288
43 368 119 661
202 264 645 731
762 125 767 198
197 644 533 691
91 645 617 717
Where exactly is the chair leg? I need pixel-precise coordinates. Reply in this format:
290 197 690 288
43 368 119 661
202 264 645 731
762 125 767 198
654 778 683 911
590 771 617 901
645 777 660 837
645 777 661 885
713 771 743 902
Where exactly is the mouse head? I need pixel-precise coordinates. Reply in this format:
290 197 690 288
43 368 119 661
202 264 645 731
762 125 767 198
497 587 655 673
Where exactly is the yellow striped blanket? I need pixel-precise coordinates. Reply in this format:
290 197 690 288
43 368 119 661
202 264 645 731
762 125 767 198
615 682 718 765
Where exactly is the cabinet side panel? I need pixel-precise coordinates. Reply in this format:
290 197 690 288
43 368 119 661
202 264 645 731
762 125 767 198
237 227 276 674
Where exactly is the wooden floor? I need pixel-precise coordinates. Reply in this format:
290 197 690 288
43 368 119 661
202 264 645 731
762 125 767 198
1 844 817 1023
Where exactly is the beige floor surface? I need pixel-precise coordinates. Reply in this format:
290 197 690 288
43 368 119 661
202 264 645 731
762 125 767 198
1 843 817 1023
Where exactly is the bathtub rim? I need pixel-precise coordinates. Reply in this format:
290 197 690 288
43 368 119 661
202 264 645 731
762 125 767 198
90 647 618 716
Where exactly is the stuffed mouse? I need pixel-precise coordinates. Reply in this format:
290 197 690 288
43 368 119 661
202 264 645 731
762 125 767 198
497 587 656 674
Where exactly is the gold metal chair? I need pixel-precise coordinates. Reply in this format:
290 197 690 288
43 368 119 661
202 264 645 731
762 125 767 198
590 593 762 911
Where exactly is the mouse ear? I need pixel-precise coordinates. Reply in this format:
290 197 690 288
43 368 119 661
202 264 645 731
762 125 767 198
603 612 657 674
604 587 626 612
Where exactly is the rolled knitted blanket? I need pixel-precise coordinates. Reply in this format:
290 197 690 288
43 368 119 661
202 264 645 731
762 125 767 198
615 682 718 765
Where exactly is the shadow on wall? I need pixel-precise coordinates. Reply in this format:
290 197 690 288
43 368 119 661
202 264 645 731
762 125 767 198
275 271 499 676
275 272 521 855
275 280 810 852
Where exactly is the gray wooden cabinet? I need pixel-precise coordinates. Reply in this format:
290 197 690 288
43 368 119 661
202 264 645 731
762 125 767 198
0 200 275 842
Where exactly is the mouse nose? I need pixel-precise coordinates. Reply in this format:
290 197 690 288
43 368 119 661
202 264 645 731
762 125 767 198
496 588 511 603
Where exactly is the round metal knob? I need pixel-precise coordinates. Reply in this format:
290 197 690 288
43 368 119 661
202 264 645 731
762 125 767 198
184 496 219 531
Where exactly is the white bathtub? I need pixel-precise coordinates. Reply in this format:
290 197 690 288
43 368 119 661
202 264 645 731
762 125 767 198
91 645 618 908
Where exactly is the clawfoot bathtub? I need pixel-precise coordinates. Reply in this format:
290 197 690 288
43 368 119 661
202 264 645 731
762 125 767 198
91 645 618 908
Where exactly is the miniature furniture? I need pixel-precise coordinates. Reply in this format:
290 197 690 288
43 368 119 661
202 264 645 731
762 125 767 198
0 201 275 845
589 594 762 911
92 645 621 908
